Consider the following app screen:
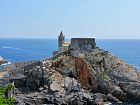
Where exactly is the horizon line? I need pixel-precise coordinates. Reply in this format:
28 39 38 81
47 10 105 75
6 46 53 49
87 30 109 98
0 37 140 40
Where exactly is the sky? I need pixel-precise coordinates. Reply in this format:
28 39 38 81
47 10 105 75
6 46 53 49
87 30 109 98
0 0 140 39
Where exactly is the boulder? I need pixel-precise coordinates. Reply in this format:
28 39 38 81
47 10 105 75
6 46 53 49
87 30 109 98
92 93 106 105
106 93 120 102
119 81 140 101
64 77 81 94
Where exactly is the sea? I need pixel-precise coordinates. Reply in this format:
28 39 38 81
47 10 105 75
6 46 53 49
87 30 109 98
0 38 140 105
0 38 140 70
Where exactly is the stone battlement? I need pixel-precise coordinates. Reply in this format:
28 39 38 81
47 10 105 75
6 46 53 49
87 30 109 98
70 38 96 49
69 38 96 56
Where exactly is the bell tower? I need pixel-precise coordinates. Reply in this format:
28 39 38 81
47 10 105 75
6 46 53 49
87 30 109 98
58 31 65 49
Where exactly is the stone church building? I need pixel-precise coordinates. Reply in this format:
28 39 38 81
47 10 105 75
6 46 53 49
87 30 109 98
53 31 96 56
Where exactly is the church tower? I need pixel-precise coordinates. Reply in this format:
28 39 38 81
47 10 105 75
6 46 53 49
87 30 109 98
58 31 65 49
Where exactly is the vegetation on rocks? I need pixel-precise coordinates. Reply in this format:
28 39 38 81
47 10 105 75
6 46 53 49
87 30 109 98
0 84 15 105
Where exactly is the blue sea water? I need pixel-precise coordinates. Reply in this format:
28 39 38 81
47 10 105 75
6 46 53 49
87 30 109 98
0 38 140 71
0 38 57 62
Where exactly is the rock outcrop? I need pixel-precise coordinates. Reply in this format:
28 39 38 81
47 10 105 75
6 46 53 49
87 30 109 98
2 43 140 104
0 56 7 65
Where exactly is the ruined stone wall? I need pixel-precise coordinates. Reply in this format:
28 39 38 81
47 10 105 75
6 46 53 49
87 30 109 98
14 61 36 68
24 61 42 71
8 61 45 91
2 61 36 71
7 61 42 78
69 38 96 57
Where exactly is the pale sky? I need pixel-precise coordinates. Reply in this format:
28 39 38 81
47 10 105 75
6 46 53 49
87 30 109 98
0 0 140 39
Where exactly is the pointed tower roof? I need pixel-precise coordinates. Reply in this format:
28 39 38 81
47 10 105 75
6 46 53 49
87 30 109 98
60 31 64 37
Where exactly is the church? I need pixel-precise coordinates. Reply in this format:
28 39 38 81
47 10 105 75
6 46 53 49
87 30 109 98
53 31 96 56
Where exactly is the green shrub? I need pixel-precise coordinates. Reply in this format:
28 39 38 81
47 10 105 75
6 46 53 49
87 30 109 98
0 84 15 105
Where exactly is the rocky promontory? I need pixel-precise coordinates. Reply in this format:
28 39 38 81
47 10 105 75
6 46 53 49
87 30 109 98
1 39 140 105
0 56 7 65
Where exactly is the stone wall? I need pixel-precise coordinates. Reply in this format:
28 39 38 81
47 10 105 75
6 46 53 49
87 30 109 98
69 38 96 56
6 61 45 91
2 61 36 72
24 61 43 71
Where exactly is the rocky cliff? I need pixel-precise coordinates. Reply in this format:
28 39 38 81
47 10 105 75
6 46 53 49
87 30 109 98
2 45 140 105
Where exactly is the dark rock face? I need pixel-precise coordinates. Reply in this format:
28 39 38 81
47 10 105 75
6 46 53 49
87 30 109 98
82 48 140 102
118 81 140 101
